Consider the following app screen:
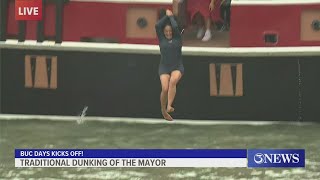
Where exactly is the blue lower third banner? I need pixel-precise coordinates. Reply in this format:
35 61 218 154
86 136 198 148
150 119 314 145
15 149 247 167
248 149 305 168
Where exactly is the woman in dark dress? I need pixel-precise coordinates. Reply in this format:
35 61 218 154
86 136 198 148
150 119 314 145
155 9 184 121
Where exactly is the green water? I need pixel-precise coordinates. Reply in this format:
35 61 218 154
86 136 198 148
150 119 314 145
0 120 319 179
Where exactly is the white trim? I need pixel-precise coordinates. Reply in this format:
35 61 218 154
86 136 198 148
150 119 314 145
70 0 320 5
70 0 172 4
232 0 320 6
1 40 320 57
0 114 314 126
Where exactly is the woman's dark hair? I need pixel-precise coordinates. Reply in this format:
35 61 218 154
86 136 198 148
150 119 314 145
164 22 172 28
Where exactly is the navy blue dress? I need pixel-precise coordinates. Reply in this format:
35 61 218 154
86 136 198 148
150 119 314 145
155 15 184 76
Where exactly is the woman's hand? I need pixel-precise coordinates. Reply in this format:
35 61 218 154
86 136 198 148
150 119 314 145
166 9 173 16
209 1 215 12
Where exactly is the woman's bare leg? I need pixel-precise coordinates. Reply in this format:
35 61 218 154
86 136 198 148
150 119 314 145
167 70 182 113
202 18 212 41
160 74 173 121
206 18 211 30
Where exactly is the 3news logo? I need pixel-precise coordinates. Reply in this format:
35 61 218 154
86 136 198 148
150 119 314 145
248 149 305 168
15 0 43 20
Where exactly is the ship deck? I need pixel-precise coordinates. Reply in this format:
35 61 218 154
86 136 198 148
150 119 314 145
183 29 230 47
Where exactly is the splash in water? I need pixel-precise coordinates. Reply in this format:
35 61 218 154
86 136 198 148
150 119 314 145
77 106 88 124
